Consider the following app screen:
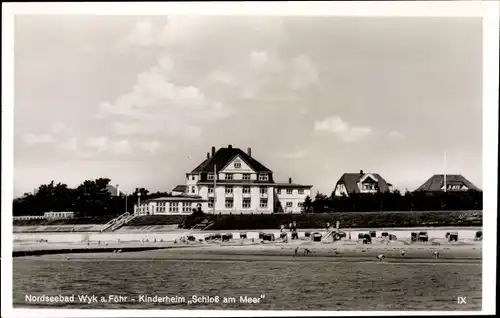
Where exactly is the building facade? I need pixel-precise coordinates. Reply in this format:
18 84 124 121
165 145 313 214
333 170 393 197
134 196 206 216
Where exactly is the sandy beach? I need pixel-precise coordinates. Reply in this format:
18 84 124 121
18 237 482 263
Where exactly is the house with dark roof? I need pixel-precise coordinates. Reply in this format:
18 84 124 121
187 145 312 214
415 174 481 192
333 170 393 197
133 145 312 215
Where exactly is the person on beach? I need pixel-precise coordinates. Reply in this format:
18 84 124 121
376 254 385 262
294 247 299 256
401 250 406 257
433 251 440 259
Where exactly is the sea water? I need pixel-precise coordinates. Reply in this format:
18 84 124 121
13 256 481 310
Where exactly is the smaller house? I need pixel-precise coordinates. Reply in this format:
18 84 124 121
334 170 393 197
415 174 481 192
172 185 187 196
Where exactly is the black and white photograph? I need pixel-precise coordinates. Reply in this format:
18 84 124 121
2 1 498 317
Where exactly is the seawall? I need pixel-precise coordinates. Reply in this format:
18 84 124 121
13 227 482 244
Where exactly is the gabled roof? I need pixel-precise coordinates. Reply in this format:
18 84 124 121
415 174 481 192
190 147 272 174
336 172 391 194
172 185 187 192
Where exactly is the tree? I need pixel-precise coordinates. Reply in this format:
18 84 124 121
303 196 313 213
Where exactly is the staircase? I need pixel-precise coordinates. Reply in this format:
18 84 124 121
190 221 215 231
101 212 139 232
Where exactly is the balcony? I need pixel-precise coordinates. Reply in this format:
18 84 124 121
207 192 215 197
242 192 251 198
225 192 234 197
260 192 268 198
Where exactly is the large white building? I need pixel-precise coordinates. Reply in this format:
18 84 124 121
134 145 313 215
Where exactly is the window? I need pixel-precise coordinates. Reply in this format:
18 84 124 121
208 173 214 180
363 183 376 190
286 188 293 194
276 188 282 194
208 199 214 208
225 186 233 194
182 202 191 212
225 174 233 180
225 198 233 208
169 202 179 212
234 161 241 168
191 175 195 180
157 202 166 213
208 187 214 193
242 186 250 194
243 199 251 208
260 198 268 208
259 174 269 181
298 202 304 207
286 202 293 208
191 186 196 193
260 187 267 195
243 173 251 180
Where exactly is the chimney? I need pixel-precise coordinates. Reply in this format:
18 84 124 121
247 147 252 157
360 170 364 175
211 146 215 157
228 144 232 149
116 184 120 196
289 177 292 184
207 152 210 159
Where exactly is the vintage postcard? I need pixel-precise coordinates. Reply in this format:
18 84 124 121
1 1 498 317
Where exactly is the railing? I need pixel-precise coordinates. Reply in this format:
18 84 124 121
100 212 131 232
190 221 215 231
109 212 139 231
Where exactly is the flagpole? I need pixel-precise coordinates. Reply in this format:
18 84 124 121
213 164 216 215
444 151 447 193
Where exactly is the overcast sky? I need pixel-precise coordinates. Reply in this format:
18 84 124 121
13 15 482 197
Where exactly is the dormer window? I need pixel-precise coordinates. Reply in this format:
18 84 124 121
208 173 214 180
259 174 269 181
